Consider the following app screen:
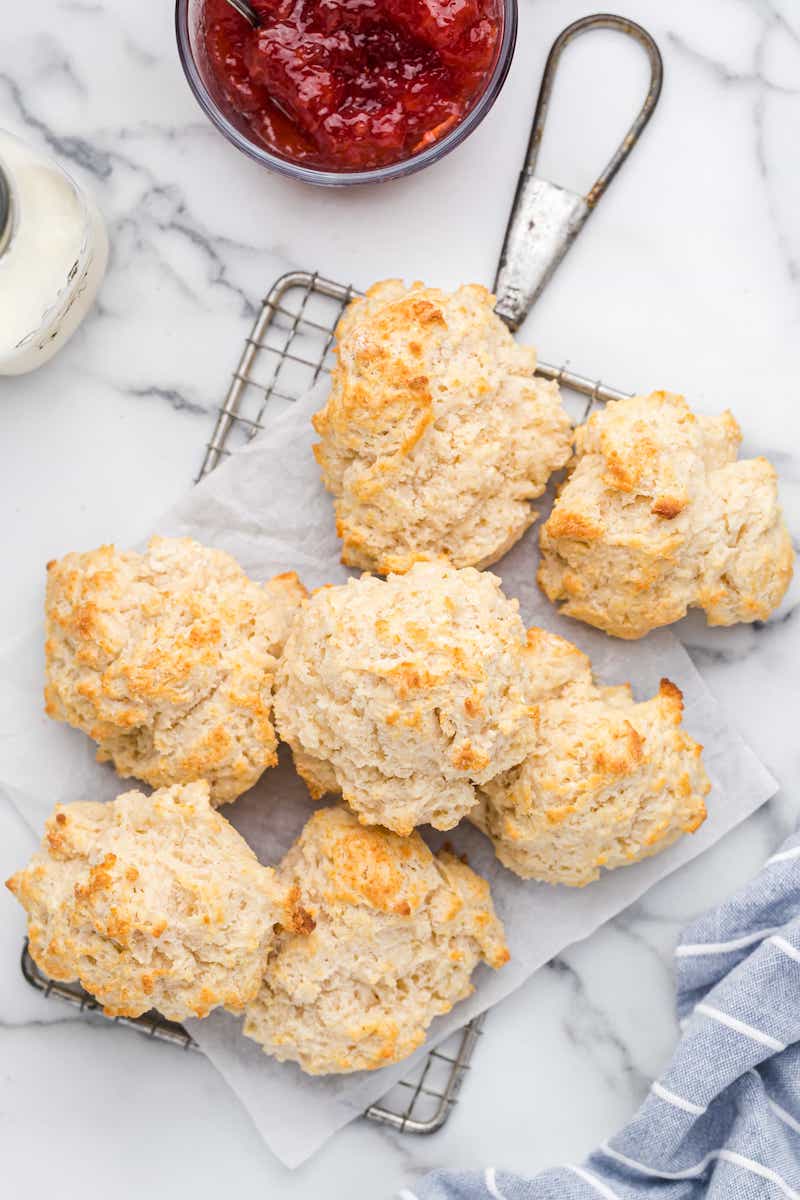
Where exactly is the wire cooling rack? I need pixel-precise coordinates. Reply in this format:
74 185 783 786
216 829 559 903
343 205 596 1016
199 270 631 478
21 939 484 1133
23 269 632 1135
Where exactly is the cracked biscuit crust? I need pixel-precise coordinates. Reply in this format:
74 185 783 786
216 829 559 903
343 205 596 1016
44 536 306 804
273 561 540 834
6 781 285 1020
244 806 508 1074
473 629 710 886
538 391 793 638
313 279 572 574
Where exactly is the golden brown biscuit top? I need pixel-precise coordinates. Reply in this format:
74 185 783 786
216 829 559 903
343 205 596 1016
44 536 306 802
539 391 793 637
7 781 284 1021
312 279 572 574
274 561 540 833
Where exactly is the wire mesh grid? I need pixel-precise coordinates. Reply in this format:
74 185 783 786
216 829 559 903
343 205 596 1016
198 270 632 480
21 939 483 1133
22 942 195 1050
22 269 632 1135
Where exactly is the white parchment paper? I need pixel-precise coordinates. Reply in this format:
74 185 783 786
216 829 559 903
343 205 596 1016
0 382 777 1166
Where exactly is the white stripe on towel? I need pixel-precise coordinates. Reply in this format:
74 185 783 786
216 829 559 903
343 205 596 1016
769 1098 800 1136
746 1068 800 1135
719 1150 800 1199
770 935 800 964
651 1081 707 1115
676 927 780 957
695 1003 786 1052
767 845 800 866
484 1166 507 1199
566 1164 620 1199
600 1142 800 1197
397 1190 420 1200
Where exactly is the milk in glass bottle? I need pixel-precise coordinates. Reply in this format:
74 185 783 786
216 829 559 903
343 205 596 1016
0 129 108 375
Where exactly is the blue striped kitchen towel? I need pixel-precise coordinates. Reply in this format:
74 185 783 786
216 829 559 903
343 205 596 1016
406 829 800 1200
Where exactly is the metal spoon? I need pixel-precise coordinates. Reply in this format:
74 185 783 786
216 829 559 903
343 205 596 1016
225 0 260 26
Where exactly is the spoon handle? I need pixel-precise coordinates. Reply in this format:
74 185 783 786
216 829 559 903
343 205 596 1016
225 0 259 28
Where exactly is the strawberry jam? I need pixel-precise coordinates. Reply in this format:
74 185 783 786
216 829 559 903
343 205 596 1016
201 0 503 172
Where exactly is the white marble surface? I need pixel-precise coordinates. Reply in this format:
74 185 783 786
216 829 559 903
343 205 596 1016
1 0 799 1195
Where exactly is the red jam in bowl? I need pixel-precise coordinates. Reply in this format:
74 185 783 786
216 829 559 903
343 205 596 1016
200 0 503 172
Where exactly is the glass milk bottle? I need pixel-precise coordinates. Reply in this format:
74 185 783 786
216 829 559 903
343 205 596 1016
0 129 108 375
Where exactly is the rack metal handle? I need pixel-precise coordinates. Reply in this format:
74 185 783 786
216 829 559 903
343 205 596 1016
493 13 663 330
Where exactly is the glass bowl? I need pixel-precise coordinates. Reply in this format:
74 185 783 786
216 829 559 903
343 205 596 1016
175 0 518 187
